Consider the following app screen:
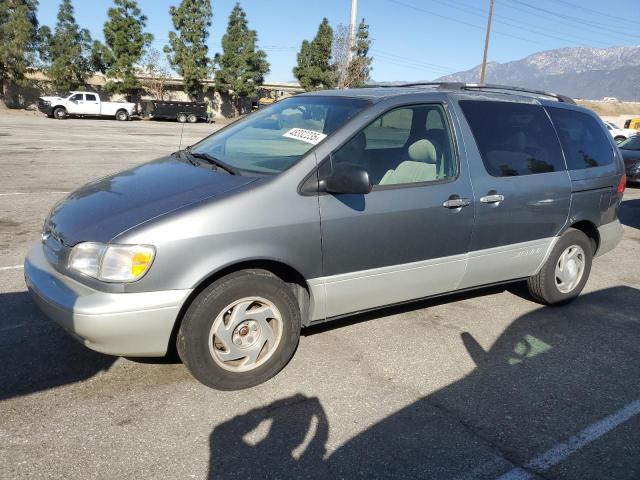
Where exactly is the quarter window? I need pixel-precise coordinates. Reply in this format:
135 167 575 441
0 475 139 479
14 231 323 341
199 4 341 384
546 108 613 170
323 104 457 187
459 100 565 177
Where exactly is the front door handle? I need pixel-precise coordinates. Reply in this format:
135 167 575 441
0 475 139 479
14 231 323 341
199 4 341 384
480 194 505 204
442 197 471 209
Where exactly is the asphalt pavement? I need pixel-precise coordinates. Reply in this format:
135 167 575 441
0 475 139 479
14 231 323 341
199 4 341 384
1 111 639 479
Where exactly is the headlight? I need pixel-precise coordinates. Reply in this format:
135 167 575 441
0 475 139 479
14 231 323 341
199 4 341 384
68 242 155 282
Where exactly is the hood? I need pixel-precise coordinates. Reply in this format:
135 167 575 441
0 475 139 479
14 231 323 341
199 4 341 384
46 155 257 246
40 96 64 102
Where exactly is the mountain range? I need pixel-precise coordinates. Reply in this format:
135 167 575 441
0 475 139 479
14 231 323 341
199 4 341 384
421 46 640 101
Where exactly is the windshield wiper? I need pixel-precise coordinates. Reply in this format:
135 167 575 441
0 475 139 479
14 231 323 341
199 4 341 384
185 147 238 175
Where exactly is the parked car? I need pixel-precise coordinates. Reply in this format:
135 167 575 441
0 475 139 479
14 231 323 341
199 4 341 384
147 100 207 123
603 120 637 143
25 83 625 390
618 135 640 185
38 91 136 121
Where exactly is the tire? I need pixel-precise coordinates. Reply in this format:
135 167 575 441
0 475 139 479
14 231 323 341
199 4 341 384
187 114 198 123
527 228 593 305
53 107 67 120
116 110 129 121
177 113 187 123
177 269 301 390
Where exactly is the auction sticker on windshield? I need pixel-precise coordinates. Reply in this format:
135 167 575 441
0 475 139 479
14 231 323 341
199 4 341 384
282 128 327 145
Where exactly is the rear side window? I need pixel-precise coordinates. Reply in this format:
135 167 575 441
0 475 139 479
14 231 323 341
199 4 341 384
546 108 613 170
364 108 413 149
459 100 565 177
85 94 97 101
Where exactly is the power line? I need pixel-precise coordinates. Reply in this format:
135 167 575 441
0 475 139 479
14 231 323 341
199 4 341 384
383 0 544 45
508 0 640 42
372 52 454 75
551 0 640 28
428 0 611 48
372 49 457 72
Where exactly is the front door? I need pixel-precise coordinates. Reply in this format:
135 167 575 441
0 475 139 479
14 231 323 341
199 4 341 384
315 103 474 319
66 93 85 114
453 99 572 288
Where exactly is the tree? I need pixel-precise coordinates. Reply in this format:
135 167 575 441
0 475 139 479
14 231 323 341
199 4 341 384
293 18 335 91
139 48 172 100
0 0 40 96
347 19 372 88
164 0 212 100
94 0 153 95
214 3 269 116
332 19 372 89
46 0 93 93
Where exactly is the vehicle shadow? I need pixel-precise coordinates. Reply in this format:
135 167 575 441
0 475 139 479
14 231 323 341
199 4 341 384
207 286 640 479
619 198 640 229
0 291 116 401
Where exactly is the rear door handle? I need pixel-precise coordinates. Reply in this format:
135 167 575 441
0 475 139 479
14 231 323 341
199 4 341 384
442 198 471 209
480 194 504 204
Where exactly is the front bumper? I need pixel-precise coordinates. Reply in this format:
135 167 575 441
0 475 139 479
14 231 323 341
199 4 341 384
24 243 192 357
37 100 53 115
626 168 640 183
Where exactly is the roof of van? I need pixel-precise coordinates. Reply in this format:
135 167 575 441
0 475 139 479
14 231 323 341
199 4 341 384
300 83 576 106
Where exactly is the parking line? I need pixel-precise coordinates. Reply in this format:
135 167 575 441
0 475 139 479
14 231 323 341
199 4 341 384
455 399 640 480
0 191 70 197
496 399 640 480
0 265 23 271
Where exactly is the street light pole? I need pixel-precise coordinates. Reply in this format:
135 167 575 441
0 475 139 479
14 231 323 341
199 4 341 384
349 0 358 62
480 0 494 85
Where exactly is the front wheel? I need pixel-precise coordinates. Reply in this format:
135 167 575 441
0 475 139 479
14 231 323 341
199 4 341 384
177 270 301 390
116 110 129 121
53 107 67 120
527 228 593 305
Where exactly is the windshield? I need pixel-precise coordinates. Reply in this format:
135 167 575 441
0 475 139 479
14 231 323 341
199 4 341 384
191 96 370 174
619 135 640 151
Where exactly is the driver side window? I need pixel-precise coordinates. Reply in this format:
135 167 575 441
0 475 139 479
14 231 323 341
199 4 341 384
322 104 457 187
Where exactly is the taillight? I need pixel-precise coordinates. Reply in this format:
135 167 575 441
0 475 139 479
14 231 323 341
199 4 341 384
617 174 626 194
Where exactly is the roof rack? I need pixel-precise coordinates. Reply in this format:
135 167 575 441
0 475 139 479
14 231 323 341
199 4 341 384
374 82 575 105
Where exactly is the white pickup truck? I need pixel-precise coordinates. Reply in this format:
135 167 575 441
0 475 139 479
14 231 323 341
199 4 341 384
38 91 136 121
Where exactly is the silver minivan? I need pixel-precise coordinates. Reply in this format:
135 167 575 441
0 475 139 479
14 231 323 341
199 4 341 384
25 84 625 390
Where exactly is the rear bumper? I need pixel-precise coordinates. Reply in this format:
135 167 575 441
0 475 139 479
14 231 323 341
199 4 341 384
24 243 191 357
595 219 623 258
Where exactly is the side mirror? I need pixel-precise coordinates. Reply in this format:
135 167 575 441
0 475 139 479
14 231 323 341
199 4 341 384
321 163 372 195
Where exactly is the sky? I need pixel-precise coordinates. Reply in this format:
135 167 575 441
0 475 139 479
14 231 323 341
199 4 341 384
36 0 640 83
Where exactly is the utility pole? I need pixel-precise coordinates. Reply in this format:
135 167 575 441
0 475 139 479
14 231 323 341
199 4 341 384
349 0 358 62
480 0 494 85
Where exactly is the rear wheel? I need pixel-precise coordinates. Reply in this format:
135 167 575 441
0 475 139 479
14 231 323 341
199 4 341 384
53 107 67 120
177 270 301 390
527 228 593 305
177 113 187 123
187 114 198 123
116 110 129 121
